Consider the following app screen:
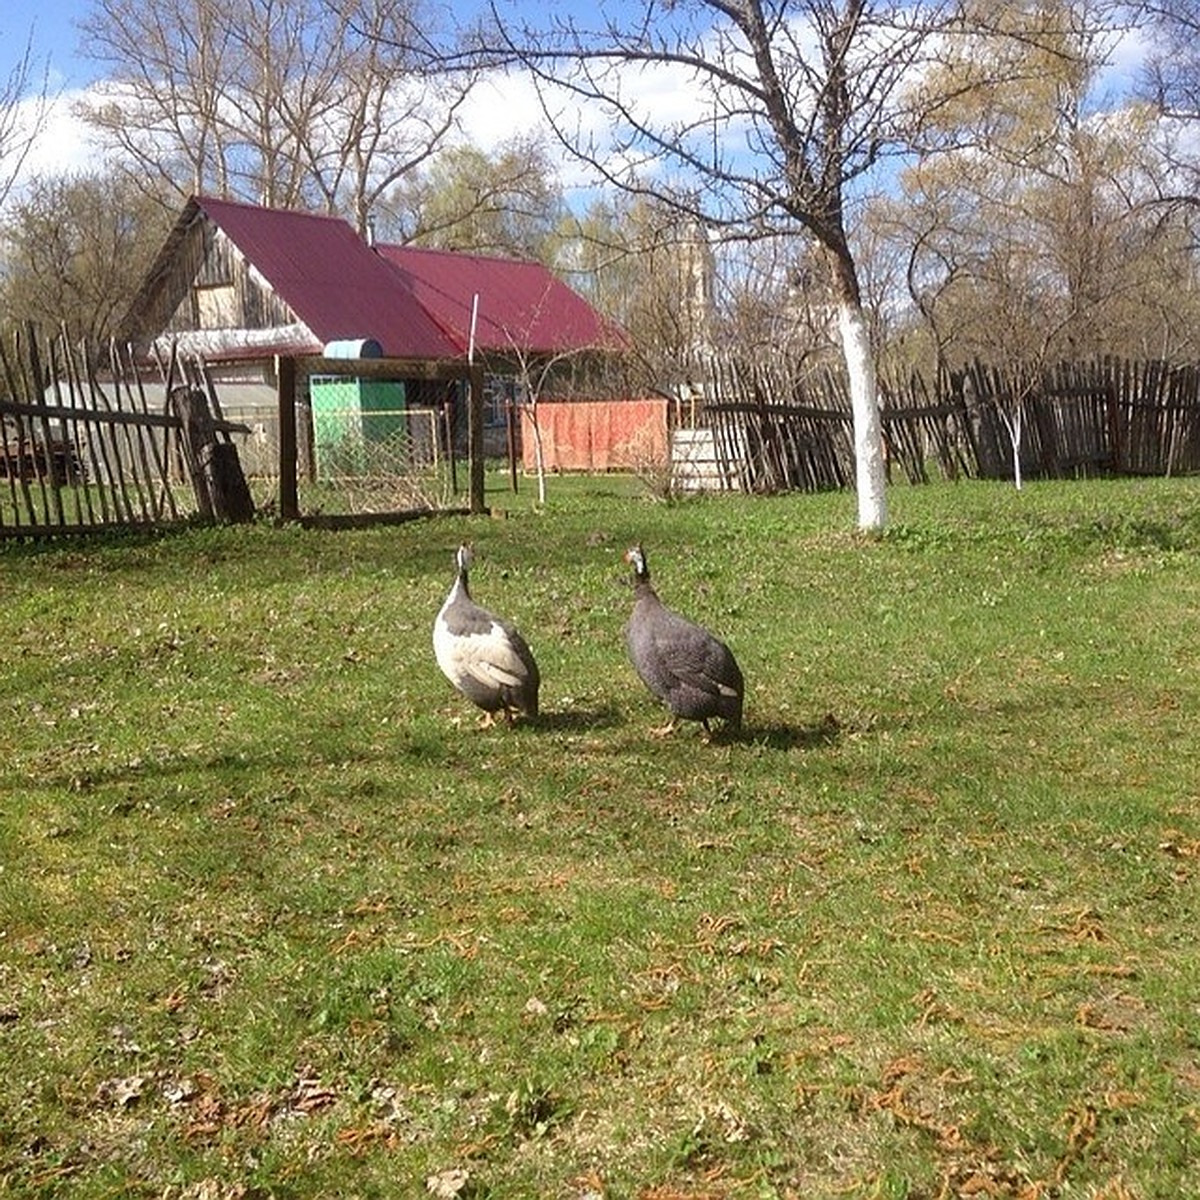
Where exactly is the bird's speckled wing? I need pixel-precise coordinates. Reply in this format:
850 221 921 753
627 599 740 700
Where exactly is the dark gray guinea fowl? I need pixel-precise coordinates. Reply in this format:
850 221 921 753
433 543 540 724
624 544 743 735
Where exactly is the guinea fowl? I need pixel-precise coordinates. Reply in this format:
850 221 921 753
624 544 744 737
433 543 540 725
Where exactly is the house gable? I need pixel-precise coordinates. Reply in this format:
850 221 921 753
120 199 323 358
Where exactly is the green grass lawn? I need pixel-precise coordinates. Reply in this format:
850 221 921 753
2 473 1199 1199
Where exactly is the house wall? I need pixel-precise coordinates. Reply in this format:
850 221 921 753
132 219 298 344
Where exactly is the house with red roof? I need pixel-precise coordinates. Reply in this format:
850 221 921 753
118 195 630 470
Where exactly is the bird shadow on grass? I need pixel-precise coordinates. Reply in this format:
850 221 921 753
726 712 843 751
527 704 624 734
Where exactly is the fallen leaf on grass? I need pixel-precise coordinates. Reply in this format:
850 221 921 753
288 1071 338 1114
637 1187 724 1200
939 1155 1035 1199
161 987 188 1012
958 1172 1007 1196
176 1182 251 1200
1067 908 1107 942
426 1166 470 1197
337 1122 400 1156
1053 1103 1099 1185
1159 834 1200 858
163 1076 201 1105
572 1169 605 1198
868 1057 963 1152
183 1090 227 1142
1075 993 1148 1034
96 1074 149 1108
331 927 377 955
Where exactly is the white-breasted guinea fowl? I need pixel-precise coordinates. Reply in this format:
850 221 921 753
624 544 744 737
433 543 540 725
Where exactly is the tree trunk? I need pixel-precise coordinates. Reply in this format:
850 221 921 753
1000 404 1024 490
826 244 887 530
527 398 548 505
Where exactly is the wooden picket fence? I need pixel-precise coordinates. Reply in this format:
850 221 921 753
0 329 250 539
696 356 1200 492
7 326 1200 537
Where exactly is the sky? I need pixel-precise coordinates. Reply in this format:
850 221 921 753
1 0 581 192
4 0 96 89
1 0 1158 210
3 0 119 187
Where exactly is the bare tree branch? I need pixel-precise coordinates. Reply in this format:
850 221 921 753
74 0 472 232
0 31 52 212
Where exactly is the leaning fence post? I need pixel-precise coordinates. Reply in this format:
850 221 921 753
170 386 254 523
171 386 214 518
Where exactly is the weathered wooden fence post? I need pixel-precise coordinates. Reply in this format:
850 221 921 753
276 355 299 521
171 386 255 523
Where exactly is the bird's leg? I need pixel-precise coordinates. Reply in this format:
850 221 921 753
478 711 498 730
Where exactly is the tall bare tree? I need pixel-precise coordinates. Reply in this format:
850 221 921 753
0 31 50 213
1138 0 1200 217
75 0 471 234
884 0 1186 367
450 0 959 529
866 0 1191 479
1140 0 1200 122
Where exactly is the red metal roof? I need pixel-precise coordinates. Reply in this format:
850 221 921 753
375 244 628 357
194 196 463 360
193 197 626 362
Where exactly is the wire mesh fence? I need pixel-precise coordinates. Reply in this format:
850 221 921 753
222 400 456 516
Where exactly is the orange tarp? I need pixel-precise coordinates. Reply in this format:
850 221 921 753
519 398 668 472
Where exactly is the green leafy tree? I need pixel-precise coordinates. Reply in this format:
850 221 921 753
381 139 565 258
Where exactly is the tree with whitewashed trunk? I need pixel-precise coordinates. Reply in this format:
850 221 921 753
442 0 960 530
497 286 623 507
